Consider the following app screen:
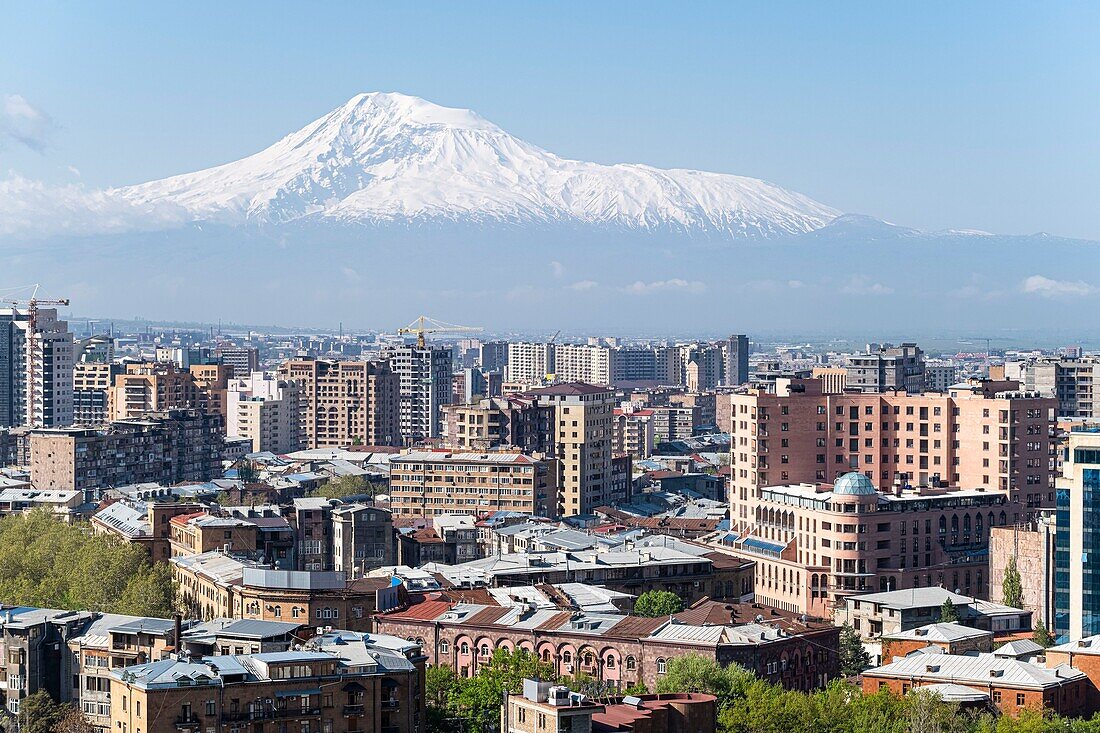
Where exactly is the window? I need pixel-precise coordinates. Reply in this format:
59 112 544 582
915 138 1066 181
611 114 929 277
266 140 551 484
656 658 667 674
625 656 636 671
440 640 450 655
1016 693 1025 706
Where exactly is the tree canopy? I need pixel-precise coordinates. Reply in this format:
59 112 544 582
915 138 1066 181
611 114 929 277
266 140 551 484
940 598 960 623
307 474 377 500
634 590 685 617
0 510 176 617
839 623 870 677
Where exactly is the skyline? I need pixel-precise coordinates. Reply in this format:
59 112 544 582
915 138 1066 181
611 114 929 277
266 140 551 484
3 2 1100 239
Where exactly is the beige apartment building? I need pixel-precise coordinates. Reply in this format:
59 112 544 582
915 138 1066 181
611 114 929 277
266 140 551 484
727 378 1056 525
278 358 400 448
388 449 562 517
441 394 553 453
72 362 122 424
530 383 617 516
554 344 612 385
107 362 228 421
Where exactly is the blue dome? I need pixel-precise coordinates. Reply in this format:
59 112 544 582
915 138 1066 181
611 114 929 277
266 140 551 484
833 472 877 496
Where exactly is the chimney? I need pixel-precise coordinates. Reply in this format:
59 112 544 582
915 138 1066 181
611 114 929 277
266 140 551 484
173 612 183 652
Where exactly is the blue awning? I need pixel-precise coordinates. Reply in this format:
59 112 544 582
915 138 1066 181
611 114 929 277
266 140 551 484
274 688 321 697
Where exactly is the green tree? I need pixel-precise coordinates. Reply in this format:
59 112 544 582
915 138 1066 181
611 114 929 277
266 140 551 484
0 510 175 618
17 691 67 733
654 653 755 703
839 623 871 677
1032 619 1055 648
940 598 959 623
634 590 685 617
621 680 649 696
450 648 556 733
308 474 370 500
426 664 461 733
1002 555 1023 609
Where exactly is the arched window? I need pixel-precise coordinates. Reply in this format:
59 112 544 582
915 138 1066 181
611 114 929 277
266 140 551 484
291 607 301 619
273 606 281 618
460 642 470 654
440 640 450 655
479 644 489 658
625 656 636 671
656 658 667 675
562 651 572 663
606 655 616 669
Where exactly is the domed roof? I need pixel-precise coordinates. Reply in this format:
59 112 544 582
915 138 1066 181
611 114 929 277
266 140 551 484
833 472 877 496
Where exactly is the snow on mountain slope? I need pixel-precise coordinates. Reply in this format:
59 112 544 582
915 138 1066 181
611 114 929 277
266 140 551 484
116 92 841 237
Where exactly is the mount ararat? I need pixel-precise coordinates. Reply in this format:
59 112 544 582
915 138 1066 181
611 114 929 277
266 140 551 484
0 92 1096 335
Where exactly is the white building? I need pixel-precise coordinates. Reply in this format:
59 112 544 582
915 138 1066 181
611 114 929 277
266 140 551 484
226 371 302 454
0 307 73 428
554 344 612 385
506 342 554 384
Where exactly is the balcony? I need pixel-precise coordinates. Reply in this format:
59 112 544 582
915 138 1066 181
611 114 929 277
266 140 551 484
344 704 366 716
382 698 401 710
175 716 202 730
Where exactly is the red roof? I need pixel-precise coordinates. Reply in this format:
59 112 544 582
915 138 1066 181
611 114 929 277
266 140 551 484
170 511 209 526
383 600 453 621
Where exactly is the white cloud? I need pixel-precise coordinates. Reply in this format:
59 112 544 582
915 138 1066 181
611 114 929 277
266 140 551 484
840 275 894 296
67 165 81 178
787 279 805 289
1021 275 1095 298
341 266 361 282
1 95 56 152
550 261 565 278
0 174 190 239
567 280 598 291
621 278 706 295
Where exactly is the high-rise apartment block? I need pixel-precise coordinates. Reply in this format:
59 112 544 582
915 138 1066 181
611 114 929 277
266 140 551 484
226 371 302 453
1006 357 1100 417
846 342 925 393
925 364 959 392
385 345 453 443
0 307 74 428
727 378 1057 525
72 362 123 424
215 345 260 378
506 342 554 383
724 334 750 386
106 362 228 421
278 358 400 448
530 383 618 516
479 340 509 373
553 344 612 385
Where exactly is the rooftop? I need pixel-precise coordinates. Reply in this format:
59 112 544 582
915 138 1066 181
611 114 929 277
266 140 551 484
864 652 1084 690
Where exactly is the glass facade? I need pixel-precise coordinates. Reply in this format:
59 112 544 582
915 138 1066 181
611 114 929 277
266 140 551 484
1055 486 1070 637
1084 467 1100 637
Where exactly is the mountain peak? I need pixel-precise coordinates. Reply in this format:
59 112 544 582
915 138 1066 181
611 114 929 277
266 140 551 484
117 92 841 236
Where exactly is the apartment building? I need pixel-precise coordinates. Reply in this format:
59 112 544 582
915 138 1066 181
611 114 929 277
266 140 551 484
0 606 96 716
442 395 553 453
726 378 1057 525
530 383 617 516
278 358 400 448
846 342 925 393
109 631 426 733
385 344 453 443
725 471 1023 618
226 371 302 453
215 345 260 378
331 504 395 578
91 500 206 562
106 362 200 420
554 344 612 385
612 408 655 460
169 512 259 558
506 342 554 384
188 363 231 421
72 362 123 424
925 364 959 393
723 334 750 386
679 344 723 391
30 409 224 492
1006 357 1100 417
388 449 562 517
0 307 74 428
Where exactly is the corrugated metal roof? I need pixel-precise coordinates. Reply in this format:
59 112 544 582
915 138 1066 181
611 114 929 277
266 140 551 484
866 652 1085 689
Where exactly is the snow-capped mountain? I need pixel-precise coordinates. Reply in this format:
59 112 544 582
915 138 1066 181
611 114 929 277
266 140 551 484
116 92 840 238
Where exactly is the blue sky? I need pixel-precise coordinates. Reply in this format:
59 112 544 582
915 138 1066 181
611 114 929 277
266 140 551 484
2 1 1099 238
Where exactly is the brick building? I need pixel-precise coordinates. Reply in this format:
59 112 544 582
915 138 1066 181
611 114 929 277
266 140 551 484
375 596 839 692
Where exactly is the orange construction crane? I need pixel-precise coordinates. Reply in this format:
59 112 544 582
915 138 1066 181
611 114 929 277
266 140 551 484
397 315 481 348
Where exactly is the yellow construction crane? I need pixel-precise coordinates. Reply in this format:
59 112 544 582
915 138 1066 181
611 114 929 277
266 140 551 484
397 315 481 348
2 285 70 427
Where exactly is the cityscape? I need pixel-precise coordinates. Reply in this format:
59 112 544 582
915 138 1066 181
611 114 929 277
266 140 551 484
2 4 1100 733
